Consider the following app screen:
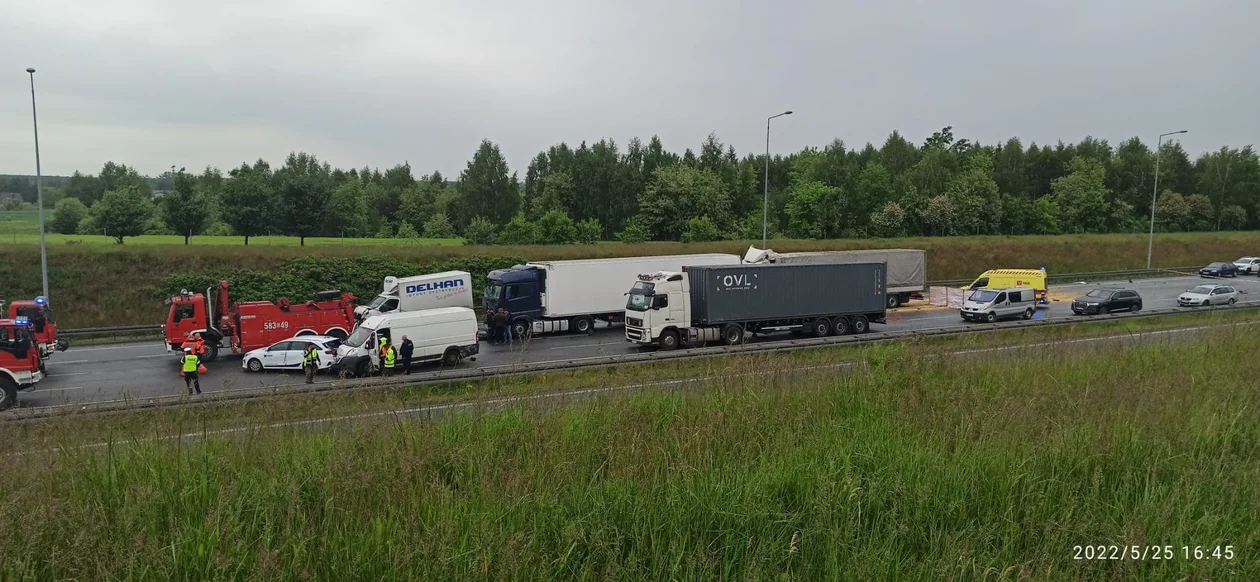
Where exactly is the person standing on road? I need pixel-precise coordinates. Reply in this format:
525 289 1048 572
381 338 397 377
303 342 319 384
502 308 515 344
180 347 202 395
399 335 414 375
492 309 508 345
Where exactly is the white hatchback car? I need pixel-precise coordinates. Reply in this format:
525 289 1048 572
242 335 342 373
1177 285 1238 307
1234 257 1260 275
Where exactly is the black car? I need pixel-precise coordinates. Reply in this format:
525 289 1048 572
1071 287 1143 315
1200 262 1239 278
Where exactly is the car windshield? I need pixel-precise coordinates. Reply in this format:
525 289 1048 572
969 289 999 303
365 295 391 309
1189 286 1216 295
484 282 503 301
1085 289 1113 299
1237 258 1254 263
1207 263 1225 268
345 325 375 347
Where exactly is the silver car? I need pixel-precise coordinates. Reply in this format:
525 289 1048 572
1177 285 1237 307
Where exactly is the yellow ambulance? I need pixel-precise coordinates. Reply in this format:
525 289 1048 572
962 269 1048 304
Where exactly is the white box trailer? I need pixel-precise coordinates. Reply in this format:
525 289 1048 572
354 271 474 320
744 246 927 308
484 253 741 336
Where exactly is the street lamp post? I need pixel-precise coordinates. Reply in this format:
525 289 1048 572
26 67 50 301
1146 129 1188 270
763 110 792 248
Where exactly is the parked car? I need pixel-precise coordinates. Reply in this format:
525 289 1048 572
1233 257 1260 275
242 335 342 373
1071 287 1143 315
960 287 1038 322
1200 262 1238 278
1177 285 1238 307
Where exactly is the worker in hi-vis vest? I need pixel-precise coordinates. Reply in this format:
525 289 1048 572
180 347 202 395
303 343 319 384
381 338 397 377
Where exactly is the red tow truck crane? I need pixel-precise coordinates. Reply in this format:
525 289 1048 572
0 317 44 410
4 296 68 375
164 281 357 363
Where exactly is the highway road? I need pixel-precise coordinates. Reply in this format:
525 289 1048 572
21 274 1259 409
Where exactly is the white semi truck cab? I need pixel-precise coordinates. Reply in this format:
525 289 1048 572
624 272 692 347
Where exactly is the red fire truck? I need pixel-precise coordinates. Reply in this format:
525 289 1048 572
164 281 357 362
0 317 44 410
4 297 68 374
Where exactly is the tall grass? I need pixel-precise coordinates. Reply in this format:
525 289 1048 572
4 231 1260 328
1 325 1255 579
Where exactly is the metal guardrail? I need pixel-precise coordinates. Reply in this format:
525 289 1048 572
12 300 1259 421
55 267 1207 337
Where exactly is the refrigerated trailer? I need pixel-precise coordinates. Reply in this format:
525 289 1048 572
744 246 926 308
625 262 888 350
484 253 741 337
355 271 473 320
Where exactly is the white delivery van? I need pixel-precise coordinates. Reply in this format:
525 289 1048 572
959 287 1038 323
334 307 479 376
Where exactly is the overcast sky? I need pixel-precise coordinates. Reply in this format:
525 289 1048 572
1 0 1256 178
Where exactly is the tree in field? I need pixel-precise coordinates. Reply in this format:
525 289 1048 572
94 186 155 244
638 166 732 241
1184 194 1215 231
945 154 1001 235
616 217 650 244
397 182 440 234
536 209 577 244
98 162 152 197
51 198 88 234
784 181 844 239
1153 191 1190 231
221 160 275 245
497 215 537 245
423 212 457 239
65 171 104 205
868 201 906 238
532 171 574 220
274 152 334 245
1220 205 1248 230
462 217 498 245
575 218 602 244
1031 197 1060 234
458 140 519 226
1196 146 1259 229
681 215 723 242
394 221 419 240
1051 157 1110 234
919 194 957 236
160 172 212 244
325 180 371 238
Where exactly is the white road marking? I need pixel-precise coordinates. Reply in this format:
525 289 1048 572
64 344 163 353
55 354 170 365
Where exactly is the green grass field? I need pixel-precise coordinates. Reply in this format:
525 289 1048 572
1 318 1254 579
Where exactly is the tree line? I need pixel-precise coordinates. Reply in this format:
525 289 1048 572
19 127 1260 245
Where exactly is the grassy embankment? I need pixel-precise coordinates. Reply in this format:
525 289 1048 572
2 230 1259 328
0 313 1255 579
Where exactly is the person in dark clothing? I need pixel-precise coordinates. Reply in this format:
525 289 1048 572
492 309 508 345
399 335 414 375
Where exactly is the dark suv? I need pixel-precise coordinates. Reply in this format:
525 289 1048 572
1071 287 1143 315
1200 262 1239 278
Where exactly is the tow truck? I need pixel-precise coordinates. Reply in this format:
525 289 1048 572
164 281 357 363
4 296 68 374
0 317 44 410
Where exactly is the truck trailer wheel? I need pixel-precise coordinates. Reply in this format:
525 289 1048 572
887 294 902 309
831 317 850 336
721 324 744 345
659 330 680 351
810 318 831 337
852 315 870 334
0 378 17 411
571 316 594 335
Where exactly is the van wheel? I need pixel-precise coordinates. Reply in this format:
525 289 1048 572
887 294 902 309
852 315 870 334
810 318 831 337
355 360 371 378
0 378 17 411
246 358 264 373
1023 308 1034 320
659 330 679 351
571 316 594 335
832 316 850 336
985 311 997 323
721 324 744 345
442 348 461 367
511 320 530 340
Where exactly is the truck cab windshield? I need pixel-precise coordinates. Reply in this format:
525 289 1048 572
626 282 655 311
345 325 375 348
969 289 1000 303
365 295 398 312
484 282 503 301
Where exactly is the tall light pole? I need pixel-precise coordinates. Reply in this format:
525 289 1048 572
763 110 792 248
26 67 50 301
1146 129 1188 270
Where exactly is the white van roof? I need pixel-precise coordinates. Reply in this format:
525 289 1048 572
360 307 475 329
